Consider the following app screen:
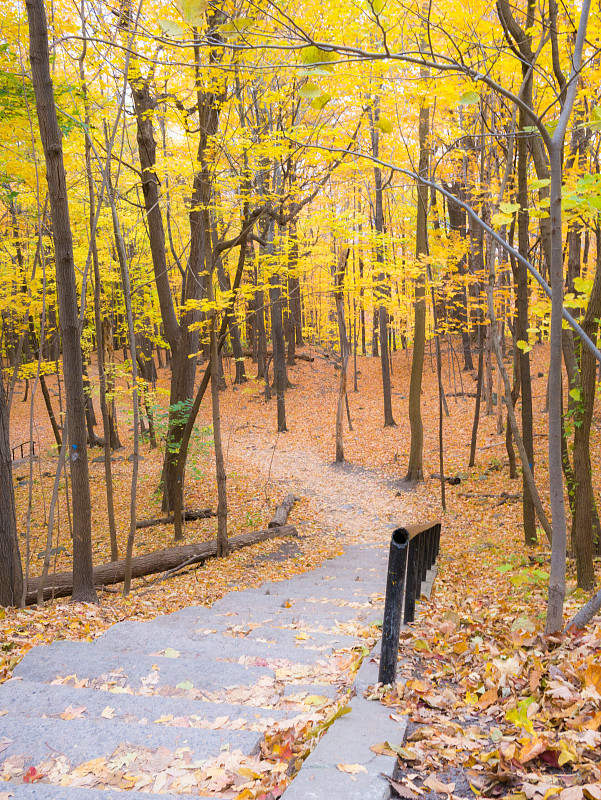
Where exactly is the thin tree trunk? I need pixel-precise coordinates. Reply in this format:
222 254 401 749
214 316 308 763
26 0 97 603
335 248 350 462
406 100 429 482
0 369 23 607
468 323 484 468
37 420 68 605
105 154 139 597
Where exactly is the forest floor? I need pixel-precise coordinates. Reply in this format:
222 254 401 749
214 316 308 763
2 340 601 799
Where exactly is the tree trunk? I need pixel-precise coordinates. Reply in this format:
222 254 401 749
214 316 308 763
335 247 350 462
567 227 601 589
370 105 395 427
468 323 484 468
105 157 139 597
26 0 97 603
516 110 537 545
406 101 429 482
0 369 23 607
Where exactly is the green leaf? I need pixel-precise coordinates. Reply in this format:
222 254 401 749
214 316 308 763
459 90 479 106
588 106 601 130
496 564 513 574
374 116 393 134
176 0 207 26
311 93 331 110
159 19 185 36
569 387 582 401
176 680 194 690
511 616 536 633
529 178 550 190
299 83 321 99
370 0 385 14
573 276 593 294
220 18 252 38
300 46 336 69
491 212 513 227
516 339 532 353
499 202 520 214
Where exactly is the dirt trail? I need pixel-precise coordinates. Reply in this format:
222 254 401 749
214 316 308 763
228 426 421 547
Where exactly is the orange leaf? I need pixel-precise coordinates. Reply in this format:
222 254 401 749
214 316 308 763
23 767 43 784
478 688 498 709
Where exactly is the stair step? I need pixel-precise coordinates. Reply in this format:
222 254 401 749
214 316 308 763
12 640 273 695
0 679 288 729
0 711 262 767
0 784 209 800
93 620 361 663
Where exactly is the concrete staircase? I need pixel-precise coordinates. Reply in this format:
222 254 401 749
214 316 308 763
0 543 409 799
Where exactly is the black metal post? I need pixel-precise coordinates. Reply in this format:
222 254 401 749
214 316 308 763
404 536 419 624
421 530 429 581
379 527 409 685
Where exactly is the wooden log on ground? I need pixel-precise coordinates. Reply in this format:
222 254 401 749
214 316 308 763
458 491 521 502
239 349 314 362
26 525 298 604
135 509 215 529
269 493 298 528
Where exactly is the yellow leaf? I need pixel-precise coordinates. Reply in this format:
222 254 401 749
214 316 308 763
370 741 397 757
337 763 368 774
583 663 601 692
304 694 329 706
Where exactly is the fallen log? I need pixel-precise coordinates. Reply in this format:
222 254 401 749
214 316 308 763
135 508 215 529
26 525 298 604
269 494 299 528
458 491 521 502
239 349 314 362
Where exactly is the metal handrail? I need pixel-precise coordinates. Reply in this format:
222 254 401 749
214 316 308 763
11 440 36 461
378 519 441 685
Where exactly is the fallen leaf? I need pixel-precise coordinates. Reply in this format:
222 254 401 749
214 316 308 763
423 775 455 795
59 705 87 720
23 766 43 783
370 741 397 757
583 663 601 693
478 688 498 709
383 774 419 798
337 763 368 774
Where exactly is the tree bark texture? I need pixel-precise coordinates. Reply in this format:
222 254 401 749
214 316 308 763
406 101 429 481
516 112 537 545
334 247 350 462
26 0 97 603
0 370 23 607
370 105 395 428
566 228 601 588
